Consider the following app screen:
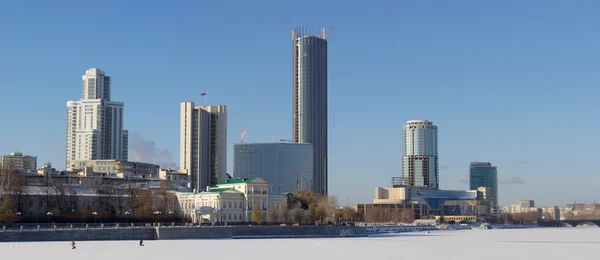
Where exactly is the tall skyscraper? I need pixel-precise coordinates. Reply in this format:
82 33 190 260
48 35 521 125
469 162 498 209
65 68 127 170
180 102 227 191
402 120 438 189
292 27 329 195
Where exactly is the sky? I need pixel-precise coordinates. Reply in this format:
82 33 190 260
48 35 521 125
1 0 599 207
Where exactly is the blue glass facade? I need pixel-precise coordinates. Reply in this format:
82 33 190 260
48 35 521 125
469 162 498 208
292 28 328 195
402 120 439 189
233 143 313 193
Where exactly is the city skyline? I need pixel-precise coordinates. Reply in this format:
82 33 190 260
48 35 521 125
1 1 599 207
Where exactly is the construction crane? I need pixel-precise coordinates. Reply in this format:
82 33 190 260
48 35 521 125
324 26 335 39
279 139 293 143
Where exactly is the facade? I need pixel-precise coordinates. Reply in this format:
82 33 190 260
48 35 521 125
72 160 160 179
292 27 329 195
402 120 438 189
542 206 561 220
176 177 287 223
469 162 498 209
363 178 485 219
122 130 129 161
0 151 37 171
180 102 227 191
65 68 128 170
520 200 535 208
374 186 409 204
233 142 313 193
502 200 539 214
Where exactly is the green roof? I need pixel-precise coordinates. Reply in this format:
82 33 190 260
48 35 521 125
207 187 242 193
218 177 258 185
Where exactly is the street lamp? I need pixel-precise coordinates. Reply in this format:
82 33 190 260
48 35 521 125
153 211 162 225
168 211 173 224
125 210 131 227
92 212 98 227
46 212 52 227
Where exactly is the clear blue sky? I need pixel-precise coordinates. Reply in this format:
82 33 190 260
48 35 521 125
1 0 599 207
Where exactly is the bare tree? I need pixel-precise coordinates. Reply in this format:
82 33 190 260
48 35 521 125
278 203 290 224
252 202 264 224
268 208 278 225
292 203 304 224
8 174 28 214
401 208 415 224
0 164 16 194
134 189 153 220
0 198 21 224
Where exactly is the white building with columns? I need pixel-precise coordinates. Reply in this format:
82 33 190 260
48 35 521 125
176 177 287 224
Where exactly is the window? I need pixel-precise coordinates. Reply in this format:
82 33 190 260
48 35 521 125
228 214 231 220
228 201 232 208
234 214 237 220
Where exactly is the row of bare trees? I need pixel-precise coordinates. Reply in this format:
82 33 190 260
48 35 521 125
363 207 415 224
249 189 363 225
495 212 540 224
0 164 181 223
562 210 600 220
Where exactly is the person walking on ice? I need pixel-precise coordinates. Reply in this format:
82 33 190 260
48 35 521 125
71 240 76 250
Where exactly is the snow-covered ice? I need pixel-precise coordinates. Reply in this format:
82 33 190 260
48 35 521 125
2 227 599 259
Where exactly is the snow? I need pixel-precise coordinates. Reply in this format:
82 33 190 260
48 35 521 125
2 227 599 259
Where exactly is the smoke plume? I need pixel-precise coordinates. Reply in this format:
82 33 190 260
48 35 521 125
129 132 178 169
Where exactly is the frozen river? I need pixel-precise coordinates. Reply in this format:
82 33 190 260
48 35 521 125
1 227 599 259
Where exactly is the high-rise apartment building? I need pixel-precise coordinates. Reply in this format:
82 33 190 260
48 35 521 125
65 68 128 170
402 120 438 189
292 27 329 195
0 152 37 172
469 162 498 209
180 102 227 191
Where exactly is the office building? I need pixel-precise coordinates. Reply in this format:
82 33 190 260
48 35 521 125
292 27 330 195
65 68 128 170
402 120 438 189
0 151 37 172
180 102 227 191
469 162 498 209
233 142 313 193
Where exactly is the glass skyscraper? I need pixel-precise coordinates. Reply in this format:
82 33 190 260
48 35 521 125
402 120 438 189
469 162 498 208
233 142 313 193
292 27 329 195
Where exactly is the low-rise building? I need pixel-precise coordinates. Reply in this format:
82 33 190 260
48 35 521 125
176 177 287 224
72 160 160 179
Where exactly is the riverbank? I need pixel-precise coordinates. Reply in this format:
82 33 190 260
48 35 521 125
0 225 368 242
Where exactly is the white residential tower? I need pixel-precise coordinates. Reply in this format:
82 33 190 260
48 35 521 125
180 102 227 191
65 68 128 170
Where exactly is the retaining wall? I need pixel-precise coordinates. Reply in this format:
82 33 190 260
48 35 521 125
157 226 368 239
0 226 368 242
0 228 155 242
